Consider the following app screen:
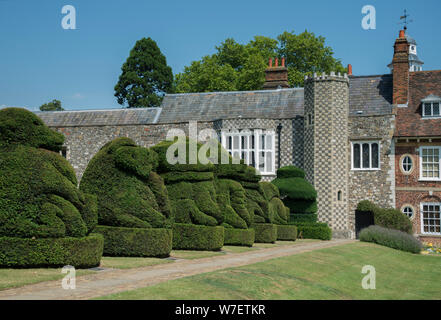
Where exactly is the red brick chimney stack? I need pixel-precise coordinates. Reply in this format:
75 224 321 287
392 29 410 105
263 57 290 90
348 64 353 76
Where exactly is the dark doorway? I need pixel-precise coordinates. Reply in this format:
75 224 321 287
355 210 375 239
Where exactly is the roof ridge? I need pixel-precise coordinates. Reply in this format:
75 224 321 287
165 88 303 97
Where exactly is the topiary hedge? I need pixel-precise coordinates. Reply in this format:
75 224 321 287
253 223 278 243
360 225 422 254
224 228 255 247
276 225 297 241
94 226 172 257
260 182 290 225
289 213 318 224
0 233 104 268
295 222 332 240
0 108 102 267
272 177 317 201
357 201 413 234
172 223 224 250
276 166 305 179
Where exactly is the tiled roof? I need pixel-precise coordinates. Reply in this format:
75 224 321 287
349 74 393 116
35 108 162 127
156 88 304 123
395 70 441 137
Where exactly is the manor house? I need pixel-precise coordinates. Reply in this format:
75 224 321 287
37 29 441 242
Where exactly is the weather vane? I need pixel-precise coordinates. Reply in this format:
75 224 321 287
399 9 413 30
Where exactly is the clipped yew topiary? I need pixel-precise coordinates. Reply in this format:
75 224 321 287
260 181 296 241
80 137 173 257
273 166 331 240
0 108 103 268
151 138 224 250
214 144 254 246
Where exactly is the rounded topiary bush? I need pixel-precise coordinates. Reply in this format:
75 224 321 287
0 108 102 268
276 166 305 179
80 137 173 257
152 138 224 250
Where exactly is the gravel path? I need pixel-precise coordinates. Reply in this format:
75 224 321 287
0 239 355 300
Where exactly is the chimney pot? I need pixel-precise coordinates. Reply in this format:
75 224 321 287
275 58 279 67
269 58 273 68
281 57 285 67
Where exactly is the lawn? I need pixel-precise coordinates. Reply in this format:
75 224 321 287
0 240 312 290
97 242 441 300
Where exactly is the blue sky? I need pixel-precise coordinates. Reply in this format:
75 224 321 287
0 0 440 111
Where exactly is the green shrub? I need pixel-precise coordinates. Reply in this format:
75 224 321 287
357 201 413 234
172 223 224 250
0 233 104 268
289 213 318 224
253 224 278 243
80 137 171 229
295 222 332 240
94 225 172 257
272 177 317 201
276 225 297 241
0 108 102 268
276 166 305 179
360 225 422 254
284 199 318 214
152 139 223 227
224 228 255 247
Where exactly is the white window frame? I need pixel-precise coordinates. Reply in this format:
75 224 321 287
401 205 415 220
422 101 441 118
351 141 381 171
400 154 414 174
419 146 441 181
420 202 441 236
221 129 276 175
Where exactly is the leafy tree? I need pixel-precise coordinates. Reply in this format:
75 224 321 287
115 37 174 108
175 31 346 93
39 99 64 111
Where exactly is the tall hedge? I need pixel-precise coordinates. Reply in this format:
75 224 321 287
357 200 413 234
80 137 173 257
0 108 102 267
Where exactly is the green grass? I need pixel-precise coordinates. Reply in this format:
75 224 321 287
100 257 173 269
97 242 441 300
0 268 93 291
170 250 226 260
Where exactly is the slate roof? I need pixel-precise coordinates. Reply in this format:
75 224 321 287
35 108 162 127
348 74 393 116
156 88 304 123
35 75 395 127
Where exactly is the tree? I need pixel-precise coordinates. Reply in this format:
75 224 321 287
174 31 346 93
39 99 64 111
115 37 174 108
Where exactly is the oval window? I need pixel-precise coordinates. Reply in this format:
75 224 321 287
401 155 413 173
402 206 414 219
